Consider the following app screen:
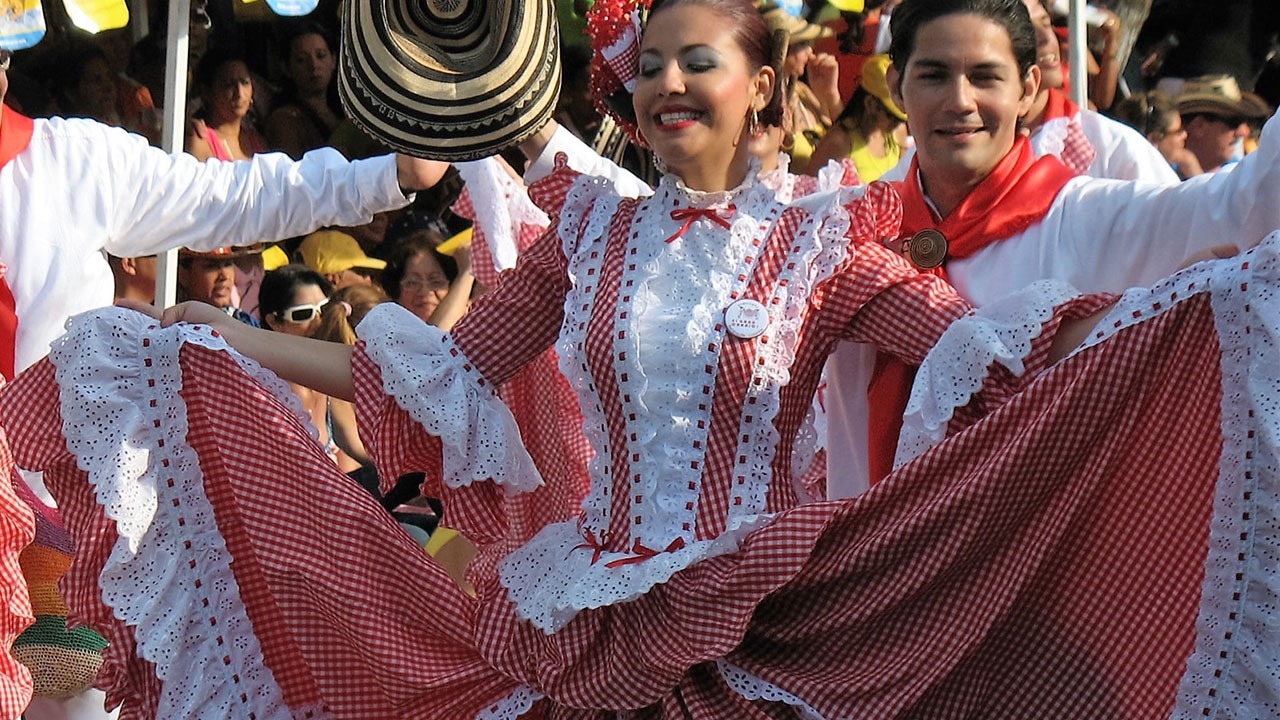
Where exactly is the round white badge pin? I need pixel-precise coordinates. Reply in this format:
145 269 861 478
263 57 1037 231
724 298 769 339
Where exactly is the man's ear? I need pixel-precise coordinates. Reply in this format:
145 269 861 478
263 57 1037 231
1017 64 1042 118
888 64 905 114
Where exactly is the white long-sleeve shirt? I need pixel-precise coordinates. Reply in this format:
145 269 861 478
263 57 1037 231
1032 106 1180 186
827 109 1280 499
0 114 410 373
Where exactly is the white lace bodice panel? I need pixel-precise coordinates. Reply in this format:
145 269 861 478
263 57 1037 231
496 171 870 631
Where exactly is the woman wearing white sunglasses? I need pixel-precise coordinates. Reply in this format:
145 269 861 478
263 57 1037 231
259 264 357 471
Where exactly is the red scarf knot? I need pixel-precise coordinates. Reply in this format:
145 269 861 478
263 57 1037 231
666 205 735 243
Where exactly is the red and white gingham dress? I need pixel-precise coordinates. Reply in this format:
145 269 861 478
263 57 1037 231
452 168 592 582
2 164 1280 719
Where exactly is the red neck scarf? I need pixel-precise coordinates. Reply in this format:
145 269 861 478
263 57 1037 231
866 138 1075 485
0 105 36 381
893 136 1077 271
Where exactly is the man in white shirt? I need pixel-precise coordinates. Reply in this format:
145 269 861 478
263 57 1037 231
826 0 1279 498
0 47 444 379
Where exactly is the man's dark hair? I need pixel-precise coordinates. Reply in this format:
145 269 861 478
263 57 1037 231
889 0 1037 78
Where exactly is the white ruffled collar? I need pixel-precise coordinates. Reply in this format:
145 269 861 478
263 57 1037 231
658 156 765 207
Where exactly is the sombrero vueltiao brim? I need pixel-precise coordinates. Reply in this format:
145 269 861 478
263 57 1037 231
340 0 562 161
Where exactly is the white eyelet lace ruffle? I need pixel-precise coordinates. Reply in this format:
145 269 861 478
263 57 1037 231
894 280 1080 467
473 684 545 720
1030 116 1070 163
357 303 542 493
717 660 826 719
48 308 324 720
455 158 550 272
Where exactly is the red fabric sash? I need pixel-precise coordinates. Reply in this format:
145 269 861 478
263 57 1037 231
0 105 34 381
863 139 1076 484
1041 87 1076 123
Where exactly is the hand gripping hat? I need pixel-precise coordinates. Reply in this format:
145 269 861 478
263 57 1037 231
339 0 562 161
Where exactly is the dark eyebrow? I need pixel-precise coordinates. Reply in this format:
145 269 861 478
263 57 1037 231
909 59 1010 73
909 59 951 71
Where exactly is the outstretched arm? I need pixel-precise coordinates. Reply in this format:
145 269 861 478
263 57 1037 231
124 300 357 401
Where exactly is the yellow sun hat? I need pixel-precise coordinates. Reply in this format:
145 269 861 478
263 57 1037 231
261 245 290 272
436 227 473 257
826 0 866 12
861 54 907 121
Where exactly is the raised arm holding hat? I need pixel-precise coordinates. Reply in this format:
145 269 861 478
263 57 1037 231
0 52 449 379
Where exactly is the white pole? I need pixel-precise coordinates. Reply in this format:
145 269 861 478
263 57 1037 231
130 0 148 44
1068 0 1088 108
156 0 191 309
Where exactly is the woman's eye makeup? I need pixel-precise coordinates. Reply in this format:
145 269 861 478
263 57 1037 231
639 57 662 78
681 49 718 73
638 47 719 79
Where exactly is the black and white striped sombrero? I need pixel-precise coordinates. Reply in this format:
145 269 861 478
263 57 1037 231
339 0 561 161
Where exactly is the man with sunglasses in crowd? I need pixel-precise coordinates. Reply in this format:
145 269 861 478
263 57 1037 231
1178 74 1271 174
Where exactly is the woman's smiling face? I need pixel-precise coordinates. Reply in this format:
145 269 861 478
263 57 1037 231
632 3 773 189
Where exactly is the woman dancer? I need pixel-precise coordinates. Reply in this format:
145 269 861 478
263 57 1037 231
4 1 1279 718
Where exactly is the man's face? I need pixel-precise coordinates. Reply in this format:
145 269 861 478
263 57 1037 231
178 257 236 308
889 14 1038 197
1184 113 1245 171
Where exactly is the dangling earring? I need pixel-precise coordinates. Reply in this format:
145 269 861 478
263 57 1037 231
651 151 668 174
747 107 761 137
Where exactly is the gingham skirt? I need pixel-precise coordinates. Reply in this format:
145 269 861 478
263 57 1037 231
1 242 1278 719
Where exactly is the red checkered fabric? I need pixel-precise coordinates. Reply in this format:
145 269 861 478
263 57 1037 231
0 268 1262 719
450 183 594 584
452 189 502 290
1 349 521 720
453 187 548 292
0 430 33 718
1061 115 1097 176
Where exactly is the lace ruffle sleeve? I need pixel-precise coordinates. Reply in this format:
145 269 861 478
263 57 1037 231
895 283 1118 467
355 303 543 496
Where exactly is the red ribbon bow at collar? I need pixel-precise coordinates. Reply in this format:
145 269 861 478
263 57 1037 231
575 528 688 567
666 205 736 243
